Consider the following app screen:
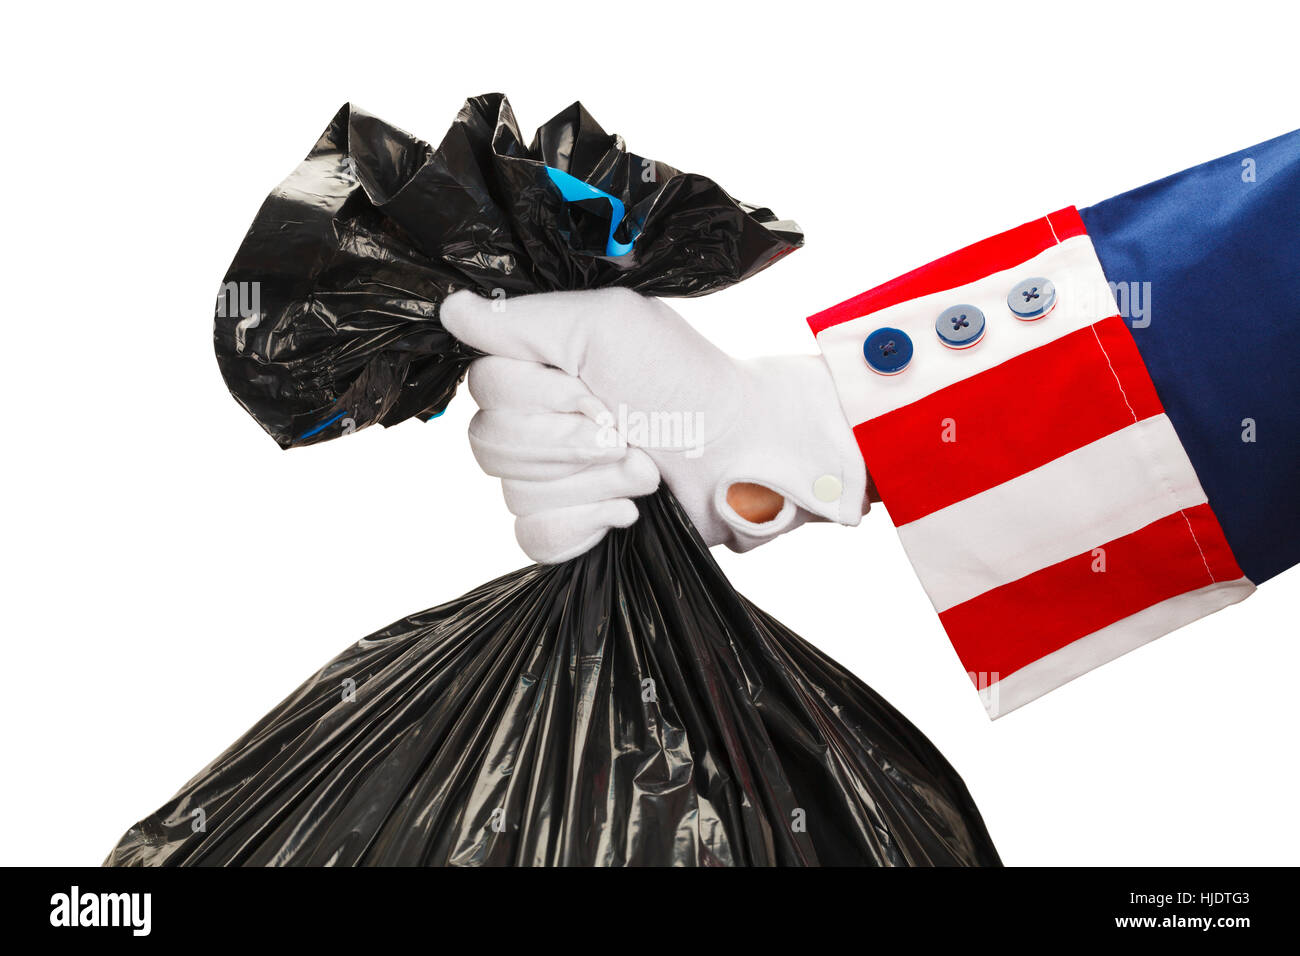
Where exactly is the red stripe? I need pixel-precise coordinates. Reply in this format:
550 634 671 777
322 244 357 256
856 317 1164 526
808 208 1085 335
940 504 1245 681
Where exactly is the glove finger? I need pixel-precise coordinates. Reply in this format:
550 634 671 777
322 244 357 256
467 355 608 418
468 409 624 480
501 449 660 516
442 288 671 377
515 498 641 565
443 288 737 426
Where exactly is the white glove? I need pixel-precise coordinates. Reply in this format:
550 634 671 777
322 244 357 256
442 288 868 562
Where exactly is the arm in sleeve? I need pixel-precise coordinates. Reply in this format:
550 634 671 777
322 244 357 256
806 129 1300 718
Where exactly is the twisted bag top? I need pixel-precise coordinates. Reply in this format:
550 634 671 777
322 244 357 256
213 94 803 449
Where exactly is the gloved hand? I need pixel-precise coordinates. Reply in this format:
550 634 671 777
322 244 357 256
442 288 868 562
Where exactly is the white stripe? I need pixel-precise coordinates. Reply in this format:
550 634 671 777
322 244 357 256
816 235 1119 426
897 415 1211 612
977 577 1256 719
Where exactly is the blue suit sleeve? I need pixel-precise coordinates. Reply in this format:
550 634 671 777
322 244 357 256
1080 130 1300 584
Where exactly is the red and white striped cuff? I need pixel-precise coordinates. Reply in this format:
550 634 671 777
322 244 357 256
808 208 1253 718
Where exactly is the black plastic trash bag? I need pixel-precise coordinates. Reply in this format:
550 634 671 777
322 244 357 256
107 490 998 866
109 96 999 865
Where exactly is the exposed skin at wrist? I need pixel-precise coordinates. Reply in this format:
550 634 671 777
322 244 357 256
726 482 786 523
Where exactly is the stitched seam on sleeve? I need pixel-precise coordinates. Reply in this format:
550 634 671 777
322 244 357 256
1089 322 1217 586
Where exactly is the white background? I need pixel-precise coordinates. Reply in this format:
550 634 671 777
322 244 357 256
3 1 1296 866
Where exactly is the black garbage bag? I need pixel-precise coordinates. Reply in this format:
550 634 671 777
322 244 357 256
106 490 998 866
109 97 999 865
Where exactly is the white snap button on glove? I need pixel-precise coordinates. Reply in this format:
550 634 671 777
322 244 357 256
442 288 868 561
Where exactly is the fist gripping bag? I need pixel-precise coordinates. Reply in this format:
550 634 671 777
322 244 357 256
106 97 1000 866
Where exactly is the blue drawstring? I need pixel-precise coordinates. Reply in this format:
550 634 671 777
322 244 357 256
544 166 637 257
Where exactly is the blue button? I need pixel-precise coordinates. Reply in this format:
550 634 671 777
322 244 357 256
936 304 986 349
863 327 913 375
1008 277 1056 320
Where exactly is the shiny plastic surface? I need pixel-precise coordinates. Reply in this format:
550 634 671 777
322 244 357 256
214 95 803 449
107 489 999 866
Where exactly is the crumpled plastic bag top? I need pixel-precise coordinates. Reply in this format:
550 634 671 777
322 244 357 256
214 94 803 449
